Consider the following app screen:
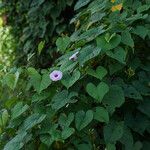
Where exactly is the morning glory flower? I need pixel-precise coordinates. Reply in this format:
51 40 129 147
69 51 79 61
50 70 63 81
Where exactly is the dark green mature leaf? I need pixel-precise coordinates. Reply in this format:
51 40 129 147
133 26 149 39
78 45 101 65
75 110 93 130
61 127 75 140
51 90 77 110
104 121 124 144
103 85 125 112
120 127 133 150
106 143 116 150
87 66 107 80
19 113 46 131
86 82 109 102
74 0 91 10
77 26 105 42
11 102 29 120
94 107 109 123
138 99 150 117
121 31 134 47
28 68 51 93
40 73 51 92
61 70 80 89
96 34 121 51
4 132 28 150
124 85 143 100
56 36 71 52
106 47 127 64
58 113 74 128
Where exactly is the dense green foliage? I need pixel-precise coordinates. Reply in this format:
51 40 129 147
0 0 150 150
1 0 75 67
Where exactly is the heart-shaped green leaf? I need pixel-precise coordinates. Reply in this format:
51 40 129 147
61 70 80 89
87 66 107 80
86 82 109 102
94 107 109 123
96 34 121 51
75 110 93 131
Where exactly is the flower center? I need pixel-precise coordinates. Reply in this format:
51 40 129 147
54 74 58 78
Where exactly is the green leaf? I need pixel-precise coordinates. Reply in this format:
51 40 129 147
87 66 107 80
0 109 9 127
38 41 45 55
102 85 125 112
11 102 29 120
104 121 124 143
28 68 51 93
120 127 133 150
3 73 18 90
133 141 143 150
59 113 74 128
61 127 75 140
86 82 109 102
61 70 80 89
121 31 134 47
77 26 105 42
124 85 143 100
27 67 41 93
106 143 116 150
51 90 77 111
74 0 91 10
60 60 78 72
138 99 150 117
4 131 28 150
39 73 51 92
106 47 127 64
56 36 70 52
96 34 121 51
75 110 93 131
94 107 109 123
137 4 150 13
78 45 101 66
19 113 46 131
133 26 149 39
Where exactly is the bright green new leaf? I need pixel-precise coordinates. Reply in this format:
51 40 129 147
75 110 93 131
0 109 9 127
38 41 45 55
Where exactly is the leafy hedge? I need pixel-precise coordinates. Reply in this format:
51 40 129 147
1 0 75 67
0 0 150 150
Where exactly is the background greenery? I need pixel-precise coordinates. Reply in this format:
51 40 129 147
0 0 150 150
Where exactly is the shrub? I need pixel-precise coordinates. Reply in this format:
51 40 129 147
0 0 150 149
1 0 75 67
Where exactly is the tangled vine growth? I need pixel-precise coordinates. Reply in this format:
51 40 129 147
0 0 150 150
